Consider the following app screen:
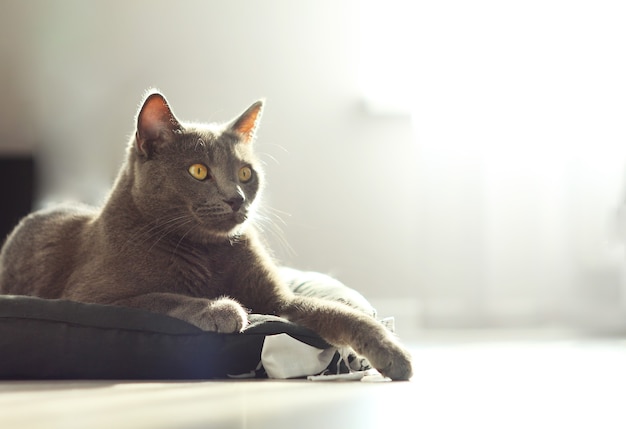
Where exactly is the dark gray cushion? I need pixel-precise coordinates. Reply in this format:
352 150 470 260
0 294 330 380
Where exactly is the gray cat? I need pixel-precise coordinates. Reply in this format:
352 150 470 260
0 91 413 380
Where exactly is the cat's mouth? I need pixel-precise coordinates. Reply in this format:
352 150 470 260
192 205 249 234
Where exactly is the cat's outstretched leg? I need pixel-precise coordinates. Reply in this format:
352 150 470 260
279 296 413 380
112 293 248 333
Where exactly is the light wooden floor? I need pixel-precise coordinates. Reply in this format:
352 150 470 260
2 332 625 429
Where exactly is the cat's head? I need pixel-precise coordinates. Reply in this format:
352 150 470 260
127 90 264 242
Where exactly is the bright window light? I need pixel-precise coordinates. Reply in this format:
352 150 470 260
360 0 626 328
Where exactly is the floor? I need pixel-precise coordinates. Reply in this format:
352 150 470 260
1 331 625 429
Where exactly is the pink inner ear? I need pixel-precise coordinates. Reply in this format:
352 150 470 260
137 93 181 141
232 101 263 144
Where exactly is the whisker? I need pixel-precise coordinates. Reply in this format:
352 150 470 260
170 221 199 259
146 216 196 252
259 144 288 166
260 153 280 166
263 206 291 227
253 206 296 259
122 212 195 252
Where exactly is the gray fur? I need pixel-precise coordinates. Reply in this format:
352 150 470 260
0 91 413 380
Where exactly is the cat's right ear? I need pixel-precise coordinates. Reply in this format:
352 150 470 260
135 91 182 157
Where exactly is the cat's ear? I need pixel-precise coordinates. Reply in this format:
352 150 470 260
228 100 264 144
135 91 182 157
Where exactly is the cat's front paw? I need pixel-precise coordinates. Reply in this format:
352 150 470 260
195 297 248 333
366 338 413 381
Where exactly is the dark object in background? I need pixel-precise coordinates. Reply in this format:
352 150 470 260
0 156 35 243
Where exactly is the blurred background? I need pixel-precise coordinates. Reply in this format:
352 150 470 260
1 0 626 336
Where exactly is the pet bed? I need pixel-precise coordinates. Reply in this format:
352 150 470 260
0 269 375 380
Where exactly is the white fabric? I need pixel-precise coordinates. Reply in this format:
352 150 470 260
261 333 336 379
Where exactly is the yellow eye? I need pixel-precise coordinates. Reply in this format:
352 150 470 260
238 166 253 183
188 164 208 181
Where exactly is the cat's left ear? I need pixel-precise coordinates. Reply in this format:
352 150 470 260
228 100 264 144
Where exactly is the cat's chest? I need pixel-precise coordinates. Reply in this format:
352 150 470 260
151 239 241 296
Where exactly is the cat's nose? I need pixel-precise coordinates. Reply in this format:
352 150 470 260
223 195 244 212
